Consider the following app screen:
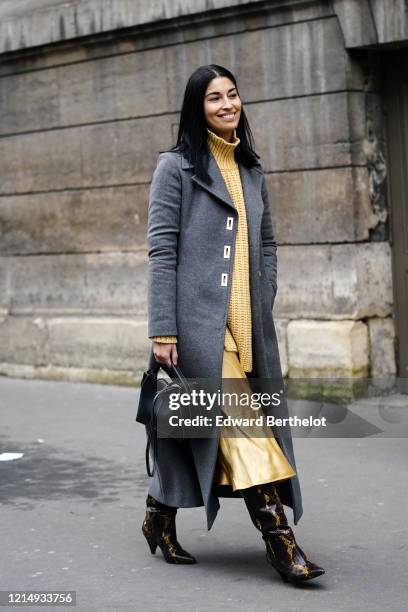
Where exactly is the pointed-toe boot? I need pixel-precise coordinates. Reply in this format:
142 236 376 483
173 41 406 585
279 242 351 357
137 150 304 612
240 483 325 583
142 495 197 564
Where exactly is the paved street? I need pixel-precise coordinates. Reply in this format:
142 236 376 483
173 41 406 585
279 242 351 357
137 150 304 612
0 376 407 612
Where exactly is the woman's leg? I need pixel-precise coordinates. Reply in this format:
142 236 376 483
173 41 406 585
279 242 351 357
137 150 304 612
239 483 325 583
215 347 325 583
142 495 197 564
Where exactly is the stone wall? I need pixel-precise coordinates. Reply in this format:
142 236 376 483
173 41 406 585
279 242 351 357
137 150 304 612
0 0 401 383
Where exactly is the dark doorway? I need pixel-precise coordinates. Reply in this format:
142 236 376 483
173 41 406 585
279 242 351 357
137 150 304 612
384 54 408 378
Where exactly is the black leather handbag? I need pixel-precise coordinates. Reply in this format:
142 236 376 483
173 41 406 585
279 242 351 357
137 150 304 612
136 349 193 476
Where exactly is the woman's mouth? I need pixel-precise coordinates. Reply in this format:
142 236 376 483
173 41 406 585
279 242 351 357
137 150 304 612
219 113 236 121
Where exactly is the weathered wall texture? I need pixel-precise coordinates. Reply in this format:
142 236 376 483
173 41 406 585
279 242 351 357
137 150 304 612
0 0 402 383
333 0 408 48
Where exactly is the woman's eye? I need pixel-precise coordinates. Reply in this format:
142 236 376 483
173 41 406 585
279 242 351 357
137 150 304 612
209 93 237 102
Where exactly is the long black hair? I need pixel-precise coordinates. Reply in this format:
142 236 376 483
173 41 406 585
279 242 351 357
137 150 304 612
166 64 260 184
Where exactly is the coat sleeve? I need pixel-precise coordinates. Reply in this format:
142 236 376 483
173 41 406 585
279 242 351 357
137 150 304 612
147 153 181 338
260 173 278 296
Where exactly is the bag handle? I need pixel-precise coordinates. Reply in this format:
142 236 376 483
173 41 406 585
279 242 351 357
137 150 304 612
147 346 192 394
145 428 156 477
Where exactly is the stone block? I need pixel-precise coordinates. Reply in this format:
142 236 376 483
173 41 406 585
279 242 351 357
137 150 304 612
46 317 150 370
274 241 393 319
0 114 174 194
287 319 369 377
0 185 149 255
247 91 366 172
332 0 377 48
267 167 378 244
274 318 289 377
0 315 152 384
368 316 397 378
371 0 408 44
0 315 47 364
0 252 148 315
334 0 408 47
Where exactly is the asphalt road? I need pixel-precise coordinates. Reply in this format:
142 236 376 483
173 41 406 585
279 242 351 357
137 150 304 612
0 376 407 612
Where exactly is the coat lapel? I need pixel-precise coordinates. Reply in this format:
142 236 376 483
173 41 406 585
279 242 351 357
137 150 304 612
182 150 265 218
186 152 235 210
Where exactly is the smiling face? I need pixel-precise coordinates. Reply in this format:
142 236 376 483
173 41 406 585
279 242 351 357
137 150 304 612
203 76 242 142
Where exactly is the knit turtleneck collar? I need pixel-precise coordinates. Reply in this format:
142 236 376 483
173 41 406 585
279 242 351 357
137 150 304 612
207 127 240 169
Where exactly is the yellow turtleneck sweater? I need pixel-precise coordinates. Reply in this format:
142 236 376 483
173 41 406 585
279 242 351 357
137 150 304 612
152 127 253 373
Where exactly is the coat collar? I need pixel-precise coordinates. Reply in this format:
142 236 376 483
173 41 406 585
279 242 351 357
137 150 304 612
181 150 264 212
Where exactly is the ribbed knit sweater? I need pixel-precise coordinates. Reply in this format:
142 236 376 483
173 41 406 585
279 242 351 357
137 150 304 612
207 128 252 372
152 128 253 373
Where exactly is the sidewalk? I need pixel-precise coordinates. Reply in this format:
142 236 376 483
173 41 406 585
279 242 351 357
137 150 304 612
0 376 407 612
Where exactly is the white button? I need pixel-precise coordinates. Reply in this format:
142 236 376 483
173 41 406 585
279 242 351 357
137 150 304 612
226 217 234 230
221 273 228 286
224 245 231 259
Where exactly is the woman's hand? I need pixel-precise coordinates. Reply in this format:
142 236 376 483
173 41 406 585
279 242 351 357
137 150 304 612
153 342 178 369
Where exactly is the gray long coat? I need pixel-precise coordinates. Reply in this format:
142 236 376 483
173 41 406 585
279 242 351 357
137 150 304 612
145 147 303 530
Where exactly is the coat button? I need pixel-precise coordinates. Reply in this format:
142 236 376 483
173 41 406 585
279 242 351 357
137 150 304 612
221 273 228 286
258 270 262 277
224 245 231 259
226 217 234 230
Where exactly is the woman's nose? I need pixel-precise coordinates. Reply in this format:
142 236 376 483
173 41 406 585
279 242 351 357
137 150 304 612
221 97 233 109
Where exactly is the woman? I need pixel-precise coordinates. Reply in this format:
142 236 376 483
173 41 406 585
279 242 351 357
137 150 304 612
142 64 325 583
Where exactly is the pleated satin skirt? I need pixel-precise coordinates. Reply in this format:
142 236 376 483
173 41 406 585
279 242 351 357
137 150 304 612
214 344 297 491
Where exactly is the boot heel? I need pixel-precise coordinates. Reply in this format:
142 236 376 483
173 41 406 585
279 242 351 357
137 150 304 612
143 495 197 564
142 522 157 554
266 553 289 583
277 569 289 583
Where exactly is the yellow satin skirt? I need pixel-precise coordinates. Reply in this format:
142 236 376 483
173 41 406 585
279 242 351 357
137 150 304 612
214 346 297 491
